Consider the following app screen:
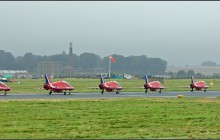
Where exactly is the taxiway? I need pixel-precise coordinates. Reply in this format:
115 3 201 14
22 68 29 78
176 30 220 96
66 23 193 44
0 91 219 100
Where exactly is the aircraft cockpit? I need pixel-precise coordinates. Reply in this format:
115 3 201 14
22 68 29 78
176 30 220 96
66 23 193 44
62 81 72 87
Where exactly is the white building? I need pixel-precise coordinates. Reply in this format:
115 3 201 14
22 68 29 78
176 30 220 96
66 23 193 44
0 70 32 78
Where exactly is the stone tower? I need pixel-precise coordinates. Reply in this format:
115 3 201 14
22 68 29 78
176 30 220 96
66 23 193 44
69 42 73 67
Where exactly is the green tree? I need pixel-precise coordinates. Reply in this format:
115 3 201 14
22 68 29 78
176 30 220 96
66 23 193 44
201 61 216 66
0 50 15 69
187 70 195 77
79 53 102 69
176 70 187 78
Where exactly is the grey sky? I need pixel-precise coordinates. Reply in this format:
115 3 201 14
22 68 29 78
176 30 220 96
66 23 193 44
0 1 220 66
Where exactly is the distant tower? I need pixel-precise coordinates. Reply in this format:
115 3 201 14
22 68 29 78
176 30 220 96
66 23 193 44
69 42 73 67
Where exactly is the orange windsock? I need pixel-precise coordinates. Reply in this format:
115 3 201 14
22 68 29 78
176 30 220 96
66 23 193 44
109 56 115 63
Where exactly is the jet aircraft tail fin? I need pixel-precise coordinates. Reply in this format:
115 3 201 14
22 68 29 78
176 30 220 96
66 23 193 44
191 76 194 84
44 74 51 84
100 74 105 84
144 75 149 83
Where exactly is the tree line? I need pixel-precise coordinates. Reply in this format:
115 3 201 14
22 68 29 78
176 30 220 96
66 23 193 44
0 50 167 76
167 70 220 79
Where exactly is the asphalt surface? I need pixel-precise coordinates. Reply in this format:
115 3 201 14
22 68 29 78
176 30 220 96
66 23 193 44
0 91 219 100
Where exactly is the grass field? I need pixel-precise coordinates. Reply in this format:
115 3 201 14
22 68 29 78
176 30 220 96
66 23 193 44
3 78 220 94
0 98 219 139
1 78 220 139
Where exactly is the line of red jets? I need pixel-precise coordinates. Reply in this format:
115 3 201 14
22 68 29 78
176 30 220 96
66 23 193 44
0 74 209 95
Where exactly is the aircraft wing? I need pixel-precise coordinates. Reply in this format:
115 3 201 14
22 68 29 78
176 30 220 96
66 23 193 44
132 87 166 89
88 87 100 89
179 86 191 88
131 87 145 89
53 86 73 90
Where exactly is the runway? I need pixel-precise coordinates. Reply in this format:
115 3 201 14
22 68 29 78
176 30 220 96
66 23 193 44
0 91 219 100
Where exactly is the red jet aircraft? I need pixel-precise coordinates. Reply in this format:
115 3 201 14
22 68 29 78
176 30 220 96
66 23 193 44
144 75 165 93
43 74 74 95
0 81 10 95
99 74 123 94
190 76 208 92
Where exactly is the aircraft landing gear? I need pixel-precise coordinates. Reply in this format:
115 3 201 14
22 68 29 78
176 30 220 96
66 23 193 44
145 89 148 93
116 91 119 94
49 91 52 95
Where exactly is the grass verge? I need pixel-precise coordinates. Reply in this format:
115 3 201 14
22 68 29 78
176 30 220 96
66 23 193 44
0 98 219 138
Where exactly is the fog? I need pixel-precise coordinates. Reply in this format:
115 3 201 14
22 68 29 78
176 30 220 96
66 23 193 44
0 1 220 66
